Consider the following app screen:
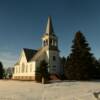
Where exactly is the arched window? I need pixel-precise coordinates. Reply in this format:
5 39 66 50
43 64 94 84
22 63 25 73
44 40 48 46
30 64 32 72
46 40 48 45
44 40 46 46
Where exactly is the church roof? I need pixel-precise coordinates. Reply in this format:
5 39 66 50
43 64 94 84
14 62 19 66
23 48 37 62
31 46 48 61
45 16 54 35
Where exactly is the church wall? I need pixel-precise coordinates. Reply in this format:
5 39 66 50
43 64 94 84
13 61 36 80
19 51 27 64
46 50 62 75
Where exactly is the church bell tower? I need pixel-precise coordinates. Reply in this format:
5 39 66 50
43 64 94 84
42 16 58 50
42 16 61 75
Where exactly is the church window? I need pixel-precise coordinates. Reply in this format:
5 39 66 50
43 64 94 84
22 63 25 73
30 64 32 72
44 40 45 46
53 56 56 61
26 65 28 72
44 40 47 46
46 40 48 45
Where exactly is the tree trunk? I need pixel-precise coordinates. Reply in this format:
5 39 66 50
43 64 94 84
42 77 45 84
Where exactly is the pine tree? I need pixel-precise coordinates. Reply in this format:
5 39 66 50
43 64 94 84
0 62 4 79
61 57 66 79
94 58 100 79
40 60 49 83
65 31 95 80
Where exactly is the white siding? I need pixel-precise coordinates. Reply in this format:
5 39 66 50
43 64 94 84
13 50 36 78
46 50 62 74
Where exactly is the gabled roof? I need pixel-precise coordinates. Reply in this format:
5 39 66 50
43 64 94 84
23 48 37 62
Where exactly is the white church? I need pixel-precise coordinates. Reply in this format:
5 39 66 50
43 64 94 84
13 16 63 80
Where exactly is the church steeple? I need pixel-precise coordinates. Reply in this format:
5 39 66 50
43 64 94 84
45 16 54 34
42 16 58 50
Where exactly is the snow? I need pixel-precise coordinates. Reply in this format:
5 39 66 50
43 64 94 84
0 80 100 100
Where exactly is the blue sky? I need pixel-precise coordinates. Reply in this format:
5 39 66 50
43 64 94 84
0 0 100 68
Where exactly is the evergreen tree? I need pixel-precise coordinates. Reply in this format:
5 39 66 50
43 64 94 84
94 58 100 78
65 31 95 80
61 57 66 68
91 57 100 79
61 57 66 79
40 60 49 83
0 62 4 79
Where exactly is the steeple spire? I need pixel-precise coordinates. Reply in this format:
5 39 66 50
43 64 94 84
46 16 54 34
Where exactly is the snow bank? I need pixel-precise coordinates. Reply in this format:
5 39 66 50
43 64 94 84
0 80 100 100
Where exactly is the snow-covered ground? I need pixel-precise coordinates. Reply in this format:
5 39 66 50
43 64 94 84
0 80 100 100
